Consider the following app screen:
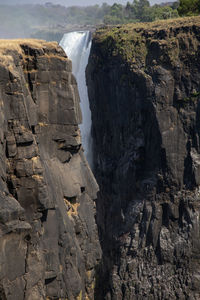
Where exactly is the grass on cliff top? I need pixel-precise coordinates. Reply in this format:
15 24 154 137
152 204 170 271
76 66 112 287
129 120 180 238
124 15 200 31
95 16 200 65
0 39 58 54
0 39 63 69
96 15 200 37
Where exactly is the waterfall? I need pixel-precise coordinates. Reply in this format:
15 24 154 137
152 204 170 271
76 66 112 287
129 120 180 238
60 31 93 167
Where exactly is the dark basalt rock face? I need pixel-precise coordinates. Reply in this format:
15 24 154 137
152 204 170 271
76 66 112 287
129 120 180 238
0 40 101 300
87 17 200 299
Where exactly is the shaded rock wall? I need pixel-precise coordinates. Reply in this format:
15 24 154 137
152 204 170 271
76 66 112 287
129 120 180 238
0 40 101 300
87 17 200 299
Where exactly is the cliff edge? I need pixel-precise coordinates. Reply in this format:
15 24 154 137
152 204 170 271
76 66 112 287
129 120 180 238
87 16 200 299
0 40 101 300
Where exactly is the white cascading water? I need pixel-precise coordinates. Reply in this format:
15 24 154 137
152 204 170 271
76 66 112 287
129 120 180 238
60 31 93 167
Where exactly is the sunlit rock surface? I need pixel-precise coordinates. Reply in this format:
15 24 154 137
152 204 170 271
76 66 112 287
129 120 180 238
0 39 101 300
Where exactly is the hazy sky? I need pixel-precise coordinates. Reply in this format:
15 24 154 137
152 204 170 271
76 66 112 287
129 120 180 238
0 0 176 6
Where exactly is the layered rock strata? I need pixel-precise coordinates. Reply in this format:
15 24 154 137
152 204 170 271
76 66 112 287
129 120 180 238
0 40 101 300
87 16 200 299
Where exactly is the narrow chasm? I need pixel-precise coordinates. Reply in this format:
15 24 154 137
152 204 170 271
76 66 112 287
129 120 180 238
86 17 200 300
60 31 93 168
1 17 200 300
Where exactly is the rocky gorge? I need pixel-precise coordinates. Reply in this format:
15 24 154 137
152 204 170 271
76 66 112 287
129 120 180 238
0 15 200 300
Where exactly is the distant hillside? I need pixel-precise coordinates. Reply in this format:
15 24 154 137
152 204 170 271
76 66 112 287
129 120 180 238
0 1 179 40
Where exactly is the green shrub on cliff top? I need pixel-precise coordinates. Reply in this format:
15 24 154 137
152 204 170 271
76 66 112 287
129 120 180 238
178 0 200 16
142 5 179 22
96 25 147 66
103 0 178 25
96 16 200 69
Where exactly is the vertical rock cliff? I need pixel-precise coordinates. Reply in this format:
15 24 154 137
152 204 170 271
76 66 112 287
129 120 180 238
0 40 101 300
87 17 200 299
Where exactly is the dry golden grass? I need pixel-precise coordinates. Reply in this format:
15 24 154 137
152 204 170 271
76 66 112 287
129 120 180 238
32 174 43 181
126 15 200 31
0 39 58 54
98 15 200 36
64 197 80 218
0 39 65 70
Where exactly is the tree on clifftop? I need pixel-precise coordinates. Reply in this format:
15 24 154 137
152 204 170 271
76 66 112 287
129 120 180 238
133 0 150 19
178 0 200 16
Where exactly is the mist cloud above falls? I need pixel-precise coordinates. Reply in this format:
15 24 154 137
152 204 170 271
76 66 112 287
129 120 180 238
0 0 177 39
0 0 176 6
